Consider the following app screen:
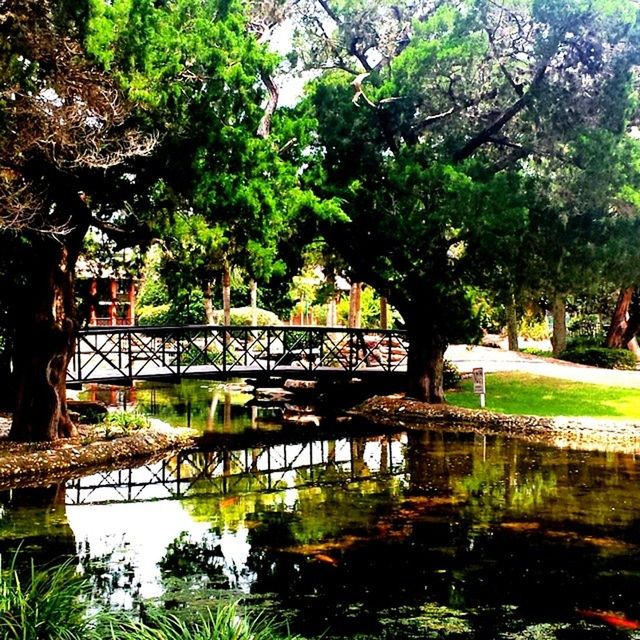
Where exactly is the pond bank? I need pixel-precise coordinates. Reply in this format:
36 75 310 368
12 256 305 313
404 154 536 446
351 395 640 453
0 417 196 489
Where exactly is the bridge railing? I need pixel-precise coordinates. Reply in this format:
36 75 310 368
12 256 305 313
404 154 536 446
67 325 408 383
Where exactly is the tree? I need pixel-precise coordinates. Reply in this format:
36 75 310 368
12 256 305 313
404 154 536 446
0 0 157 440
296 0 640 400
0 0 301 440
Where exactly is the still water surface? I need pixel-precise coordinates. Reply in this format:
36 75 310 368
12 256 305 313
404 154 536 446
2 381 640 639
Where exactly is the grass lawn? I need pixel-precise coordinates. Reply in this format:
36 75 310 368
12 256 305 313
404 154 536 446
447 372 640 419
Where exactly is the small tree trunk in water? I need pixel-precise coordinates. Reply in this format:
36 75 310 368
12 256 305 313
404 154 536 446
406 327 447 403
222 265 231 326
348 282 362 328
551 294 567 357
203 280 215 325
506 297 519 351
10 238 81 442
249 280 258 326
380 296 389 330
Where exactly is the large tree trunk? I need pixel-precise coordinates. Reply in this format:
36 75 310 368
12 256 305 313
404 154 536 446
9 238 81 442
506 296 519 351
550 293 567 357
606 286 640 353
405 326 447 403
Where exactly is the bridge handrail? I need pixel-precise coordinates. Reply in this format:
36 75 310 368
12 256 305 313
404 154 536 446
77 324 407 336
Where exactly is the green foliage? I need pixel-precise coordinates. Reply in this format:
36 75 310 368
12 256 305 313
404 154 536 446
137 278 170 308
521 348 553 358
519 315 551 341
567 314 605 341
0 557 98 640
138 289 205 327
0 554 300 640
104 602 303 640
137 304 172 327
102 410 150 437
560 346 637 370
296 0 640 397
443 360 462 390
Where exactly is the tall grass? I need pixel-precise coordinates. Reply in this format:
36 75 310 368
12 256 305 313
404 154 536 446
0 557 98 640
0 554 302 640
104 604 303 640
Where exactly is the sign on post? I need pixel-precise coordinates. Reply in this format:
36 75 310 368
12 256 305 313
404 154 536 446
472 367 486 408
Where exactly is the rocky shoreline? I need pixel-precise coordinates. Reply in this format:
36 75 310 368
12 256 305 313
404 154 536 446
0 417 197 489
2 394 640 490
350 396 640 453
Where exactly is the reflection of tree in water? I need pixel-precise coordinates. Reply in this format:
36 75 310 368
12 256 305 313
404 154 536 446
0 485 76 564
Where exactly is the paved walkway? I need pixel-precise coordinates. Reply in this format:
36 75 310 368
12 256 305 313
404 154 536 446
445 343 640 389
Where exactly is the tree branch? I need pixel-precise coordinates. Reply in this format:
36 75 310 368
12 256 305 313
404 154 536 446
257 70 279 138
452 62 549 163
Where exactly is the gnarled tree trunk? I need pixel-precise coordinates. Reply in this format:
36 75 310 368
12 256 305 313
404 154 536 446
9 237 81 442
606 286 640 355
405 325 447 403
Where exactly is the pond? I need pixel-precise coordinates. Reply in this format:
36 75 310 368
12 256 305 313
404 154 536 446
2 380 640 639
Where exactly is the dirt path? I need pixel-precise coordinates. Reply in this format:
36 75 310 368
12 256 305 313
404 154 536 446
445 344 640 389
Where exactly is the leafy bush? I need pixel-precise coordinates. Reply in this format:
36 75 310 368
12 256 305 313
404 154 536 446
568 313 604 341
561 346 637 370
521 347 553 357
137 304 172 326
519 314 550 341
102 410 150 437
137 277 170 307
444 360 462 389
137 291 205 326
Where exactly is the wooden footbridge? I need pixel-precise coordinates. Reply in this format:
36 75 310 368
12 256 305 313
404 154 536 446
67 325 408 385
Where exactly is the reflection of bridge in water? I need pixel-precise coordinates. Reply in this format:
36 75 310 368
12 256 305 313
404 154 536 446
67 325 408 385
65 434 407 506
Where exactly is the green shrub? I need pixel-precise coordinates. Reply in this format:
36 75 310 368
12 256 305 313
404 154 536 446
444 360 462 389
521 348 553 357
0 558 99 640
561 346 637 370
519 314 550 341
137 304 172 326
567 313 604 341
102 410 150 437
